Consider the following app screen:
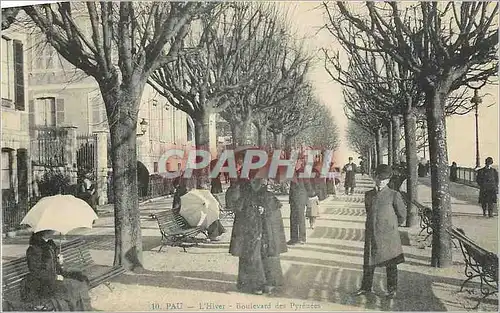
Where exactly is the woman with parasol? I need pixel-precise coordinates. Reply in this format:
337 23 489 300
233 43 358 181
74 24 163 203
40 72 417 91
21 230 92 311
19 194 98 310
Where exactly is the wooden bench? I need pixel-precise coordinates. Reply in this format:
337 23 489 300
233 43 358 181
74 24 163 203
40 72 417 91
153 210 208 253
2 238 125 311
413 200 433 240
447 227 498 309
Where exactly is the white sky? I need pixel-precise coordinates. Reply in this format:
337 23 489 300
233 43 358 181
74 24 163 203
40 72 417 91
3 0 497 168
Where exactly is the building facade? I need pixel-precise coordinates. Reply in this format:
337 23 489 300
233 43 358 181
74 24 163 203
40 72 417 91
1 23 30 205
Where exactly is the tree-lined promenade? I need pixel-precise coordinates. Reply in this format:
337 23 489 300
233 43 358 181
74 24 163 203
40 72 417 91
2 1 497 273
322 1 498 268
2 2 340 271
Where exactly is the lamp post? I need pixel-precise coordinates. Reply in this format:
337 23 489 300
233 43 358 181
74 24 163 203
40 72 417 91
471 89 482 168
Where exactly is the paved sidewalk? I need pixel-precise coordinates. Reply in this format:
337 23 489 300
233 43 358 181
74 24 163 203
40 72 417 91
417 177 498 253
2 176 497 311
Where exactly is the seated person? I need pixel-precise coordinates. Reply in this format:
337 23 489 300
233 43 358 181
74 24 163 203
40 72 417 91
21 230 92 311
172 179 226 242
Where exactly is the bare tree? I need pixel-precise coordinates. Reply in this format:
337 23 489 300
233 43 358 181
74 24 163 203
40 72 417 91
326 1 498 267
346 120 375 172
295 104 341 151
149 3 277 155
220 25 311 148
21 2 213 270
2 7 20 30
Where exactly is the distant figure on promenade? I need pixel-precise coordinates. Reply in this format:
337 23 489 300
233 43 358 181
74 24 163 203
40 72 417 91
418 159 427 178
288 160 316 245
211 173 223 194
354 164 406 299
342 157 357 195
359 160 366 176
229 172 287 295
78 172 97 215
450 162 458 182
476 157 498 218
326 163 338 195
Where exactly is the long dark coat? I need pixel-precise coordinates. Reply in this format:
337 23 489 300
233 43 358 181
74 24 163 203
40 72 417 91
343 163 357 188
363 187 407 267
289 178 316 208
21 236 91 311
229 182 287 258
476 167 499 204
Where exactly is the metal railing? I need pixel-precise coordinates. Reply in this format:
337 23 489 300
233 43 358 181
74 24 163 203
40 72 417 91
455 167 479 188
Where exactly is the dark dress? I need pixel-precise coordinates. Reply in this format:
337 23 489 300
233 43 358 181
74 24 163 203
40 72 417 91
21 235 91 311
78 179 97 214
229 182 287 292
476 166 498 205
211 174 223 194
343 163 357 189
449 164 458 182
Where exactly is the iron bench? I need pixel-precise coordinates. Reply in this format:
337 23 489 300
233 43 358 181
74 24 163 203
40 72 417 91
2 237 125 311
152 210 208 253
447 227 498 309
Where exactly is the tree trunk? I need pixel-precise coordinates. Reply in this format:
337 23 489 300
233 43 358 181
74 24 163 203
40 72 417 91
103 85 144 271
234 118 251 146
230 123 237 149
274 132 283 149
426 88 452 268
255 122 268 148
375 128 383 165
403 108 418 227
367 148 372 174
387 122 393 166
284 135 293 159
392 115 401 164
193 112 211 188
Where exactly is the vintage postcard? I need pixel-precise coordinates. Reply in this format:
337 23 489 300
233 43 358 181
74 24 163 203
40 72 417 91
1 1 498 312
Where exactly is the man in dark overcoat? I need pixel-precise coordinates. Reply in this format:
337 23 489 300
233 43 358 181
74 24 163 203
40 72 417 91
342 157 357 195
288 162 316 245
355 164 407 298
476 157 498 217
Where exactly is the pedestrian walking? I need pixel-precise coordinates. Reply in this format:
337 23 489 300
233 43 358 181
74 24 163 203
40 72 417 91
418 160 426 178
77 173 97 215
450 162 458 182
342 157 357 195
354 164 407 299
229 173 287 295
288 161 316 245
476 157 498 217
360 160 365 176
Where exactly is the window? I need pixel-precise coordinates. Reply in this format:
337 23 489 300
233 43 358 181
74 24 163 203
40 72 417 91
33 44 59 70
153 162 158 173
35 97 56 126
88 91 107 131
1 36 12 102
1 150 12 190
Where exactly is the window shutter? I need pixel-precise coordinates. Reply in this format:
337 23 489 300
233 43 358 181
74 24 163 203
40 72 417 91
28 100 35 136
13 40 25 111
56 98 65 125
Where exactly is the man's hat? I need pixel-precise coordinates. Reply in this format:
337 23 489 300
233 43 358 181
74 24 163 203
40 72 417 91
375 164 392 180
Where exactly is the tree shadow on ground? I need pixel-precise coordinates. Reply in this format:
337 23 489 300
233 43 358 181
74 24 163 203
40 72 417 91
111 269 237 294
278 255 488 311
310 226 411 246
106 255 487 311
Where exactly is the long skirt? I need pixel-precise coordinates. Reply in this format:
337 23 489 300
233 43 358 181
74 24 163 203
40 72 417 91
207 220 226 239
21 275 91 311
52 278 92 311
237 246 283 292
